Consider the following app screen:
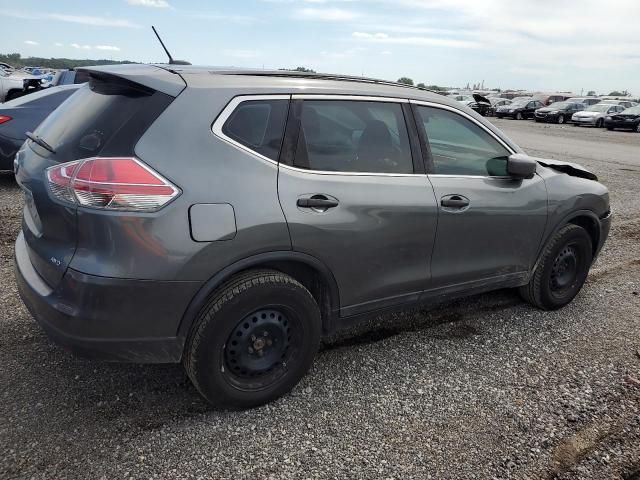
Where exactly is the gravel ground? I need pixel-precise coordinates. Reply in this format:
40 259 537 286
1 119 639 480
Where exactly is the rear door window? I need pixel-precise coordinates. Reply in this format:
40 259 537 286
222 99 289 161
293 100 414 174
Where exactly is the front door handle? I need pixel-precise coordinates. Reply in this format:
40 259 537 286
441 194 470 209
297 195 339 209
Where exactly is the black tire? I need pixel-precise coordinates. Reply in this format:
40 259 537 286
515 112 523 120
557 114 565 124
636 123 640 133
184 269 321 409
519 224 593 310
4 90 22 101
596 119 604 128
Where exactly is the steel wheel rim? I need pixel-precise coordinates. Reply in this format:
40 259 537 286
558 115 564 124
550 244 579 294
222 307 299 391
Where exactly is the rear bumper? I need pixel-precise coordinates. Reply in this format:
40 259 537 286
0 134 22 171
15 231 201 363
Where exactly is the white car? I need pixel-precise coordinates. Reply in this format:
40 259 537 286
571 103 626 127
0 69 28 102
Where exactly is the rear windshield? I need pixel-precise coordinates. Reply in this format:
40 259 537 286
30 77 158 161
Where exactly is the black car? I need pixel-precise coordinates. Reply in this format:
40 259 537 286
534 101 585 124
468 93 493 116
604 106 640 132
0 84 80 171
495 99 544 119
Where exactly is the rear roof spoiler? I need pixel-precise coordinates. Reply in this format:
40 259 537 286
77 64 186 97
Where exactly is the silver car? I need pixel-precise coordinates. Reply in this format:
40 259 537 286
572 103 626 127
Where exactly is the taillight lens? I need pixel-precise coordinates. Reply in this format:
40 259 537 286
46 157 180 212
0 115 12 124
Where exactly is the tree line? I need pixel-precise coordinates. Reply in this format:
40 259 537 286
0 53 131 70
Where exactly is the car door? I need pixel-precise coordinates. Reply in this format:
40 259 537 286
278 96 438 317
524 101 536 118
411 102 548 292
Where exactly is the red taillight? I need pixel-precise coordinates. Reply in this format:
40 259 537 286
0 115 12 124
46 157 179 212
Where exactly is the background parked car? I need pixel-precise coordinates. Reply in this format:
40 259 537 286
600 99 636 109
0 84 81 171
533 93 574 106
52 69 91 86
604 105 640 132
495 99 544 119
0 70 28 102
572 103 626 128
534 101 585 124
467 93 493 116
567 97 600 106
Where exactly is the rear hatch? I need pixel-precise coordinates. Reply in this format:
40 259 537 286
14 65 184 288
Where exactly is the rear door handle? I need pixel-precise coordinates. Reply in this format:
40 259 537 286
441 194 470 209
297 195 339 209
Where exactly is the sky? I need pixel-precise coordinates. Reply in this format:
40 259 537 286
1 0 639 95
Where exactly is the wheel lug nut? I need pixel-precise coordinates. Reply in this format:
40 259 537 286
263 331 268 337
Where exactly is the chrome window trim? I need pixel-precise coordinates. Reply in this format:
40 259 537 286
211 94 291 167
291 94 409 103
279 163 427 178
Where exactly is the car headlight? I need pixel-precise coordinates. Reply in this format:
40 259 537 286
605 116 612 120
549 111 559 114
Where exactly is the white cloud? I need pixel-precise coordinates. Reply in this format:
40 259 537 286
95 45 121 51
352 31 480 49
295 7 358 21
70 43 92 50
126 0 170 7
54 42 64 47
381 50 392 55
0 9 140 28
24 40 39 45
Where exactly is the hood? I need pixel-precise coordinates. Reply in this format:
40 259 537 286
574 111 599 117
538 106 567 113
472 93 491 105
534 157 598 181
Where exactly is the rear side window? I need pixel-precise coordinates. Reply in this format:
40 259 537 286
294 100 413 174
30 77 172 161
222 99 289 161
416 106 511 176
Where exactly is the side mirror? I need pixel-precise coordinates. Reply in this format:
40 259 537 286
507 154 537 179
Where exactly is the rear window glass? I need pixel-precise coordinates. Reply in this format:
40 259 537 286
31 79 156 160
222 99 289 161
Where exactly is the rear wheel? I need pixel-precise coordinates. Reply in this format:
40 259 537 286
5 90 22 101
596 118 604 128
519 224 592 310
184 269 322 409
636 123 640 133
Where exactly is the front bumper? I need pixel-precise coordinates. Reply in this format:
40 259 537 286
604 119 639 130
572 116 597 126
15 231 201 363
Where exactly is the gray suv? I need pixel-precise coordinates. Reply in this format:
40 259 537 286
14 65 611 408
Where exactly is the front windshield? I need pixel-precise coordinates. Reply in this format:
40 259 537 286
510 100 527 107
549 102 570 109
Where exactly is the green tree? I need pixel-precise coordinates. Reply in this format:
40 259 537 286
587 90 596 96
416 82 426 89
397 77 414 85
608 91 624 96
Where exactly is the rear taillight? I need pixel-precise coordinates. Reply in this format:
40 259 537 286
0 115 12 124
46 157 179 212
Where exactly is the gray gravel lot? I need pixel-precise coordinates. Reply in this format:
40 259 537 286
1 119 639 480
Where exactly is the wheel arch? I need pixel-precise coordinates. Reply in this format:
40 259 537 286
532 209 601 275
176 251 340 348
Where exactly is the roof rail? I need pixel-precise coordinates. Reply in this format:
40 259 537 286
231 70 442 95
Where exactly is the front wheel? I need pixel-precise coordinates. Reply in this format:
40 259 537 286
596 119 604 128
636 123 640 133
184 269 322 409
557 114 565 124
515 112 523 120
519 224 593 310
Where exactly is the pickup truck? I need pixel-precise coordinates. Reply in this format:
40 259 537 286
0 70 45 102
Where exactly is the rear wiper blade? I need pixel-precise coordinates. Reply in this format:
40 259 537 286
25 131 56 154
